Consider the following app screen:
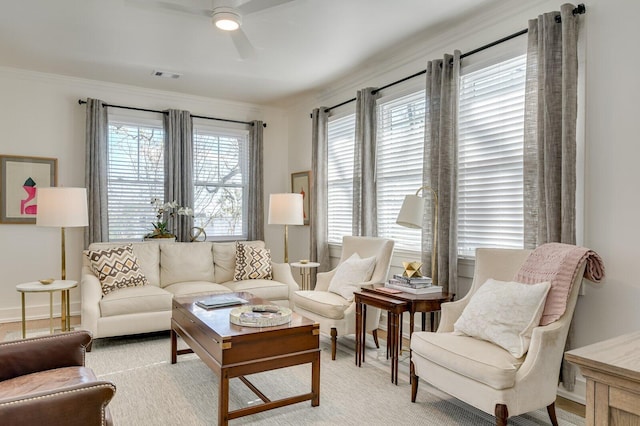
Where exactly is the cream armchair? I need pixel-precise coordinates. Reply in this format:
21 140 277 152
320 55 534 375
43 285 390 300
410 247 589 426
293 236 394 360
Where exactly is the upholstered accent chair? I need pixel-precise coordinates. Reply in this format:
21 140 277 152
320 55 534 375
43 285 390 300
0 331 115 426
410 248 588 426
293 236 394 360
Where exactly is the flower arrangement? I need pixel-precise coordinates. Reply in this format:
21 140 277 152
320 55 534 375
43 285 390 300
145 198 193 239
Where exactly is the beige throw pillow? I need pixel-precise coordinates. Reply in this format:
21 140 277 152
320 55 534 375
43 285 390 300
328 253 377 301
234 242 273 281
453 278 551 358
85 244 149 296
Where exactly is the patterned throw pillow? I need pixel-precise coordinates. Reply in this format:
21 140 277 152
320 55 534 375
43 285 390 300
85 244 149 295
234 241 273 281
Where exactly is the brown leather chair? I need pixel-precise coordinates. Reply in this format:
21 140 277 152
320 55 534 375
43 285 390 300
0 331 115 426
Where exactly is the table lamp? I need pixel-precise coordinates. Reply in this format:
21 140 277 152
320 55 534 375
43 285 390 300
268 193 303 263
396 185 438 284
36 187 89 280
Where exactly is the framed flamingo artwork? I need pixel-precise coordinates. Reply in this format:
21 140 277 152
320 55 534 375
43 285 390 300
291 170 310 226
0 155 58 224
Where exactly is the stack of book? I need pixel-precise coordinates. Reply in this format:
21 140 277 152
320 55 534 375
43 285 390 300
385 274 443 294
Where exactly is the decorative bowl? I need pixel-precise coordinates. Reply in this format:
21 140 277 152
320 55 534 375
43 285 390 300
300 259 309 264
39 278 55 285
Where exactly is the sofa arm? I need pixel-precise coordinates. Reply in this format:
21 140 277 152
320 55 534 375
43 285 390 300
271 262 300 296
0 380 115 426
315 269 336 292
0 331 92 382
80 266 103 337
436 299 469 332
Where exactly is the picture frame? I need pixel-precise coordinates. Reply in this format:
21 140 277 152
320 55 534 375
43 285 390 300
0 155 58 224
291 170 311 226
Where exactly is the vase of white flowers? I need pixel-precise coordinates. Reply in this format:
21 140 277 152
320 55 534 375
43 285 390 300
144 198 193 239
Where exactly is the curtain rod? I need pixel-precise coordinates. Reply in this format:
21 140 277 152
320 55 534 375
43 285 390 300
77 100 267 128
317 3 586 116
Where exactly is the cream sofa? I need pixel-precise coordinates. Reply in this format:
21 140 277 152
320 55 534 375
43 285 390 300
81 241 298 339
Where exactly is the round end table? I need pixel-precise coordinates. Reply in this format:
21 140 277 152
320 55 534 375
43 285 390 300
290 262 320 291
16 280 78 338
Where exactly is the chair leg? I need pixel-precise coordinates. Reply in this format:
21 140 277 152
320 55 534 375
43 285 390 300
410 361 419 402
330 327 337 360
372 328 380 348
495 404 508 426
547 402 559 426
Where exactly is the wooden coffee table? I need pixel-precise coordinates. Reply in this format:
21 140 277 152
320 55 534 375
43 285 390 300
171 292 320 425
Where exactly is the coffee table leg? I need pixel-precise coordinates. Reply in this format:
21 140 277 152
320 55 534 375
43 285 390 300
170 328 177 364
219 369 229 426
312 351 320 406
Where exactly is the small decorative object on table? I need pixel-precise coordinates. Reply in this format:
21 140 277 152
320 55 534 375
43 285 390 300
39 278 55 285
402 261 423 278
144 198 193 239
229 305 292 327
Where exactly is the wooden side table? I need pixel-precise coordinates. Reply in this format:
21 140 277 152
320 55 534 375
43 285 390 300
354 290 407 385
16 280 77 338
565 331 640 426
290 261 320 290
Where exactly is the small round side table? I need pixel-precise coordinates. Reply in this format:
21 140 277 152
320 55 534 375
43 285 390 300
16 280 78 338
290 262 320 291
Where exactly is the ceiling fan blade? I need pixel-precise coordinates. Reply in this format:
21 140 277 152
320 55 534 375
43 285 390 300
237 0 295 16
126 0 212 18
230 28 255 60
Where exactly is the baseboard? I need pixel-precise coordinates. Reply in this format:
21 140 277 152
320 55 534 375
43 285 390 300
557 376 586 405
0 301 81 324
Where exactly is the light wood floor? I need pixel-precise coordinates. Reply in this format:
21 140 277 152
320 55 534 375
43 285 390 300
1 318 585 418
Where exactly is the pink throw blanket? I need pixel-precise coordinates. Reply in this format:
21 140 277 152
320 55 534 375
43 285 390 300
514 243 605 325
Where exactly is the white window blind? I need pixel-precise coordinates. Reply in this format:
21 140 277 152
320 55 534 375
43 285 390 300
327 113 355 244
107 118 164 241
457 55 526 257
193 124 249 240
376 90 425 252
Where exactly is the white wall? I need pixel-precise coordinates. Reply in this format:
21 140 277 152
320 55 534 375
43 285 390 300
284 0 640 399
0 67 289 322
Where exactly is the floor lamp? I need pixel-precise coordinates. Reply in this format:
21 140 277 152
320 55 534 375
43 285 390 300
268 193 304 263
36 187 89 280
396 185 438 284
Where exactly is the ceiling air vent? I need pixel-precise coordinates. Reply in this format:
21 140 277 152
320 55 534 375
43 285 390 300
152 70 182 79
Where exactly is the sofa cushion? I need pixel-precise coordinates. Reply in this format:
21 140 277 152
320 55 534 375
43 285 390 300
85 244 149 295
160 243 214 287
213 241 265 283
99 285 172 317
453 279 551 357
163 281 232 297
234 242 272 280
223 279 288 301
292 290 351 320
410 331 524 390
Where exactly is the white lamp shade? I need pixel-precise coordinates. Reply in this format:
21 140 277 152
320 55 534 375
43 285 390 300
268 193 304 225
396 194 424 229
36 187 89 227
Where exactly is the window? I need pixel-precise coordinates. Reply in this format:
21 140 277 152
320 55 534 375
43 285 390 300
327 113 355 244
457 55 527 257
376 90 425 251
192 122 249 240
106 115 249 241
107 116 164 241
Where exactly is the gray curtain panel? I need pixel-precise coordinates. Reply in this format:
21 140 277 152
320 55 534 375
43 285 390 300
310 108 330 275
523 4 580 391
352 88 379 237
164 109 194 242
247 120 264 241
423 52 461 294
84 98 109 246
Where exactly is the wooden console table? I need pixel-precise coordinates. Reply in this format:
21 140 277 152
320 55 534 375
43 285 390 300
565 330 640 426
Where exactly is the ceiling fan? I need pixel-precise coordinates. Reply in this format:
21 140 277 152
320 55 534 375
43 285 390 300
131 0 296 59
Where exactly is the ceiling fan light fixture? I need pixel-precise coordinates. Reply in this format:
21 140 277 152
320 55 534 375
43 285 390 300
213 8 241 31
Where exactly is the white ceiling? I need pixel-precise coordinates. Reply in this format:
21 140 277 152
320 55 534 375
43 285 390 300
0 0 499 105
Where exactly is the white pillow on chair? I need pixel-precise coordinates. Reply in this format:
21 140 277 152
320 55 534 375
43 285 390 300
327 253 376 301
454 278 551 358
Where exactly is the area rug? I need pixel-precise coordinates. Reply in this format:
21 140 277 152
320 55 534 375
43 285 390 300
69 332 584 426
